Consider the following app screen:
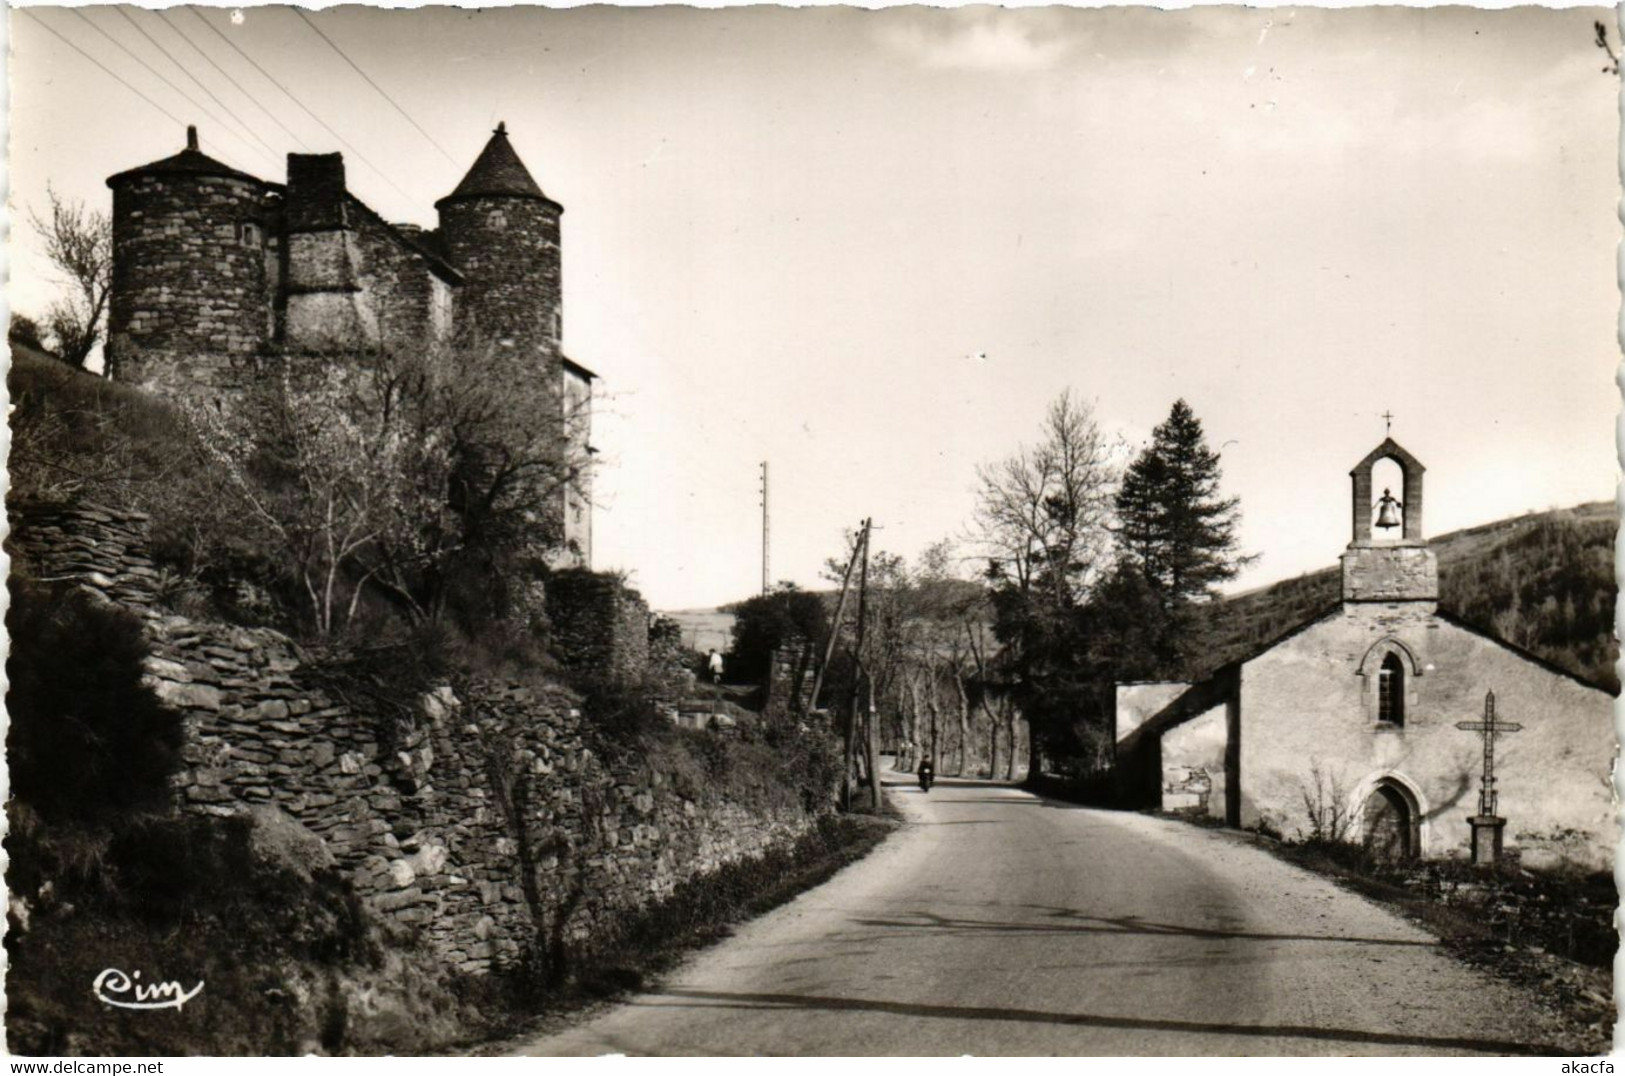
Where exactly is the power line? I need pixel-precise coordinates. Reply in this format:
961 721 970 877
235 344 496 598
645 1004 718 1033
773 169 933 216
115 6 281 162
67 7 278 170
182 5 417 206
157 6 312 152
22 10 189 131
290 8 457 168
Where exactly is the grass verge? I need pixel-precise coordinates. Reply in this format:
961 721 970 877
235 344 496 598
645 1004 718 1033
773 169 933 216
472 809 898 1052
1256 837 1615 1054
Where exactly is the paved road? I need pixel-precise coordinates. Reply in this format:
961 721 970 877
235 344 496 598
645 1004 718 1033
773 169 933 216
514 773 1567 1056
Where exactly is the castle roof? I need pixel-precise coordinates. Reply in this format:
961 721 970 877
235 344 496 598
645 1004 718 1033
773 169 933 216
106 126 263 188
435 122 557 209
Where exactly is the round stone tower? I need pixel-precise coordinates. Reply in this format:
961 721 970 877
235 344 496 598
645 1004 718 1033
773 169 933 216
105 126 272 395
435 122 563 360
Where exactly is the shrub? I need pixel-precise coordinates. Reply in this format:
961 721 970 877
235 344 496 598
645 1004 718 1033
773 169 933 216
6 579 184 824
725 586 829 683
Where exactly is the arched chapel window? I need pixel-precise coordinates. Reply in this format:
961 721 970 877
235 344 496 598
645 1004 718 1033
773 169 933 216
1378 653 1405 726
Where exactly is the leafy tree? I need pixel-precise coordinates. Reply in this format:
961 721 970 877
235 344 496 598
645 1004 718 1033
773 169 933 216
29 189 113 370
726 584 830 684
9 313 47 352
1115 399 1254 649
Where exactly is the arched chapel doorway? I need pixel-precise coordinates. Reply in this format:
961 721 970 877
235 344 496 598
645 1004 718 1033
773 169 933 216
1361 780 1419 859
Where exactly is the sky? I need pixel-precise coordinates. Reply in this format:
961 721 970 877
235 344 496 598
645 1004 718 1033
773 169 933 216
8 4 1619 610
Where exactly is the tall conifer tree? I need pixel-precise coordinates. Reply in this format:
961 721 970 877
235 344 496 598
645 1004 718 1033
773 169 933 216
1115 400 1253 615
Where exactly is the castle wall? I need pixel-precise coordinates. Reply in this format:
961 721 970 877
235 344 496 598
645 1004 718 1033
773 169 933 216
106 172 270 395
280 155 453 354
347 203 457 349
438 195 562 359
561 364 593 563
8 502 816 975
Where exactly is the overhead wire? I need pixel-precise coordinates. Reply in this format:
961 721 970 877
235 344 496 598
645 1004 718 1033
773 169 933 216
114 6 281 162
22 10 191 135
182 5 419 206
157 6 312 152
290 8 458 168
67 7 279 171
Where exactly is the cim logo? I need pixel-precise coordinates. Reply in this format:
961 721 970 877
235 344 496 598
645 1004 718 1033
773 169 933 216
93 968 204 1012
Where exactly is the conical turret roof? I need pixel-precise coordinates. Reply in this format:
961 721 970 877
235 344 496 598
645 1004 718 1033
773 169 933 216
436 122 556 208
107 125 263 188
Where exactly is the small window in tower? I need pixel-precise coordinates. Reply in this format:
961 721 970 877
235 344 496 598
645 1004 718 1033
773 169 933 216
488 210 507 230
1377 654 1405 727
239 221 263 248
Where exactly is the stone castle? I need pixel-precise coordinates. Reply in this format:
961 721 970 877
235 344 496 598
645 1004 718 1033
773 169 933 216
104 122 594 564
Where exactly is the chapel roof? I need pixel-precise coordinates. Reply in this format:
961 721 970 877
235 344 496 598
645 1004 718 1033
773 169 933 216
435 122 556 208
1119 598 1614 753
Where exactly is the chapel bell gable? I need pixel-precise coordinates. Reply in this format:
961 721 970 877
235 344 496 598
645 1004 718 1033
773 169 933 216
1340 437 1438 602
1349 437 1425 545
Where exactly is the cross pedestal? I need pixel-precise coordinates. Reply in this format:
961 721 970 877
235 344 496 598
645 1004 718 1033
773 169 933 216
1455 690 1521 867
1467 815 1506 866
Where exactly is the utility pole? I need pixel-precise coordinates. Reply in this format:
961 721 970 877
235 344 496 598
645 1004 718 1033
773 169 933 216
804 523 864 719
842 517 872 812
760 461 770 595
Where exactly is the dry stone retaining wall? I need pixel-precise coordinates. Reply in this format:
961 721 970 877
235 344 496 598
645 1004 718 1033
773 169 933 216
8 502 816 974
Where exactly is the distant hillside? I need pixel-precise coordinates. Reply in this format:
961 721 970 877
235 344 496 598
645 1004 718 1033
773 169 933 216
1188 502 1618 691
660 608 736 654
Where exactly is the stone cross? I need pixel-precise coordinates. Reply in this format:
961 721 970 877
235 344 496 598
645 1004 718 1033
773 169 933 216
1455 690 1522 817
1381 410 1395 435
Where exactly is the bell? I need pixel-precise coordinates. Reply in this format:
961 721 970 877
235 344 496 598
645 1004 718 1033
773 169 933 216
1374 489 1403 529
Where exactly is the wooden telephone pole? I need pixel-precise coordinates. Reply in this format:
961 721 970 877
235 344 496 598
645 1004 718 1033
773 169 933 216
759 461 770 595
804 521 866 720
842 518 873 811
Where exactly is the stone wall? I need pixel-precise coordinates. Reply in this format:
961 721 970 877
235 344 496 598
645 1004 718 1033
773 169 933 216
546 569 652 683
8 503 817 974
1158 701 1226 819
765 635 814 716
7 501 161 609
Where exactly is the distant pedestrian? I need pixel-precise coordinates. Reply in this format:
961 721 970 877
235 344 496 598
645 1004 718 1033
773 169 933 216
707 649 724 684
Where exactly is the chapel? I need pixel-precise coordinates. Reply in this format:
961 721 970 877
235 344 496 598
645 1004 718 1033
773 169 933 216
1113 438 1616 868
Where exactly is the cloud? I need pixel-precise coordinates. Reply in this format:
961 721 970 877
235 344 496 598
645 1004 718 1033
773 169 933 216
876 11 1076 72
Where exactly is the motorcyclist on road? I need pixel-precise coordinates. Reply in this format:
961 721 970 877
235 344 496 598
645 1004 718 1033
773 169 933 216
917 753 935 791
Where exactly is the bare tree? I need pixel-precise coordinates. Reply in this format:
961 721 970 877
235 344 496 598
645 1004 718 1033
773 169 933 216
971 390 1118 608
1300 759 1354 844
970 390 1118 778
1596 20 1619 75
30 188 113 370
181 334 596 637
